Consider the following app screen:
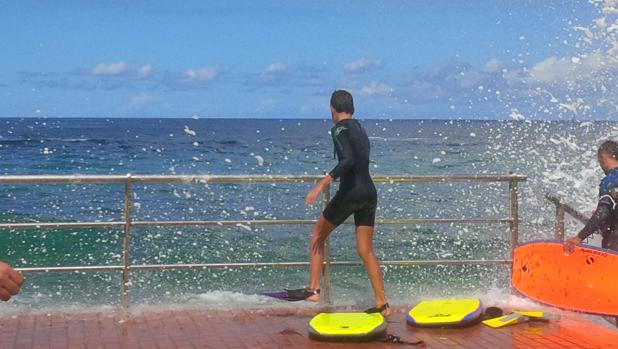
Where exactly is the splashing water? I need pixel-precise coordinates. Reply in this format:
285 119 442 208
2 1 618 316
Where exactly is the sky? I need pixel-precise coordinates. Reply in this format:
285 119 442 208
1 0 617 119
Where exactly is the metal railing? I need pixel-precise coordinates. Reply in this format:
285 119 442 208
546 193 590 241
1 174 526 309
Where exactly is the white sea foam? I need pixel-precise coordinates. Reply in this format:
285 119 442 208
509 108 526 121
254 155 264 166
129 291 319 313
236 223 252 232
183 125 197 136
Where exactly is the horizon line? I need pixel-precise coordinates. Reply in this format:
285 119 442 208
0 115 609 122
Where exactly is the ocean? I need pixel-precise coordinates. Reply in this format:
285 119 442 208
0 117 615 313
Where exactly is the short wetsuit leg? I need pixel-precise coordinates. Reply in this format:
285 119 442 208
323 189 377 227
322 191 355 227
354 205 376 227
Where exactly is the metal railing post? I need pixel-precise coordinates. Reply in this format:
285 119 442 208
121 174 133 310
554 204 565 241
508 178 519 257
320 183 332 305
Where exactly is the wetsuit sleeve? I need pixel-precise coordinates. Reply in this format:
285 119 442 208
577 195 615 240
328 128 354 180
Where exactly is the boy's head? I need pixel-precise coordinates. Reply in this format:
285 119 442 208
598 140 618 174
330 90 354 118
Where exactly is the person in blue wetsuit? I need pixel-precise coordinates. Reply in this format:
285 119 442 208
286 90 391 316
564 140 618 253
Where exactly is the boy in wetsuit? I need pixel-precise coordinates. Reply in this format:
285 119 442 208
289 90 391 316
564 140 618 253
563 140 618 328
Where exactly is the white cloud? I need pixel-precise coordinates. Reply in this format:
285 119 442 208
89 62 154 79
344 58 381 73
263 62 286 75
525 52 616 84
258 63 288 84
361 81 393 96
182 67 218 83
91 62 128 76
456 70 485 89
137 64 153 78
526 56 573 83
602 5 618 14
129 92 153 109
482 58 502 73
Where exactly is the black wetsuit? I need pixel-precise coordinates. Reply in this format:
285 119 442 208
322 118 377 227
577 167 618 251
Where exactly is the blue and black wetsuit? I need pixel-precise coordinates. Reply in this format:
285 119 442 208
322 118 377 227
577 167 618 251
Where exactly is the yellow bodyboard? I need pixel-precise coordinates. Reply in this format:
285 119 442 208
308 312 386 341
406 298 483 327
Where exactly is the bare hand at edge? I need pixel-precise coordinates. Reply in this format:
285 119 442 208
563 236 582 255
0 262 24 301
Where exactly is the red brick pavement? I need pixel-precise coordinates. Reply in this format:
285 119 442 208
0 306 617 349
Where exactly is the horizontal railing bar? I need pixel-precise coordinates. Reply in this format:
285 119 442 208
131 262 313 270
130 175 528 184
130 260 513 269
379 218 512 224
0 222 125 229
378 259 512 266
0 175 130 184
132 218 512 227
0 174 527 185
131 220 317 227
15 259 512 273
131 175 320 184
372 175 527 183
0 218 513 230
15 265 124 272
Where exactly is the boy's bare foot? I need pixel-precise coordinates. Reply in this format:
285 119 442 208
306 293 320 302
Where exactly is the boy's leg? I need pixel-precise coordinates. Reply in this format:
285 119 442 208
307 214 336 300
355 225 391 315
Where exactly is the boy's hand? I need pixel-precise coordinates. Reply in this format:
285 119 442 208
563 236 582 255
305 185 322 206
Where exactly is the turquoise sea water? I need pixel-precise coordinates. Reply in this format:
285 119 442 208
0 118 614 312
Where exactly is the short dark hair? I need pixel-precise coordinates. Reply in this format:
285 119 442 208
330 90 354 115
598 140 618 158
